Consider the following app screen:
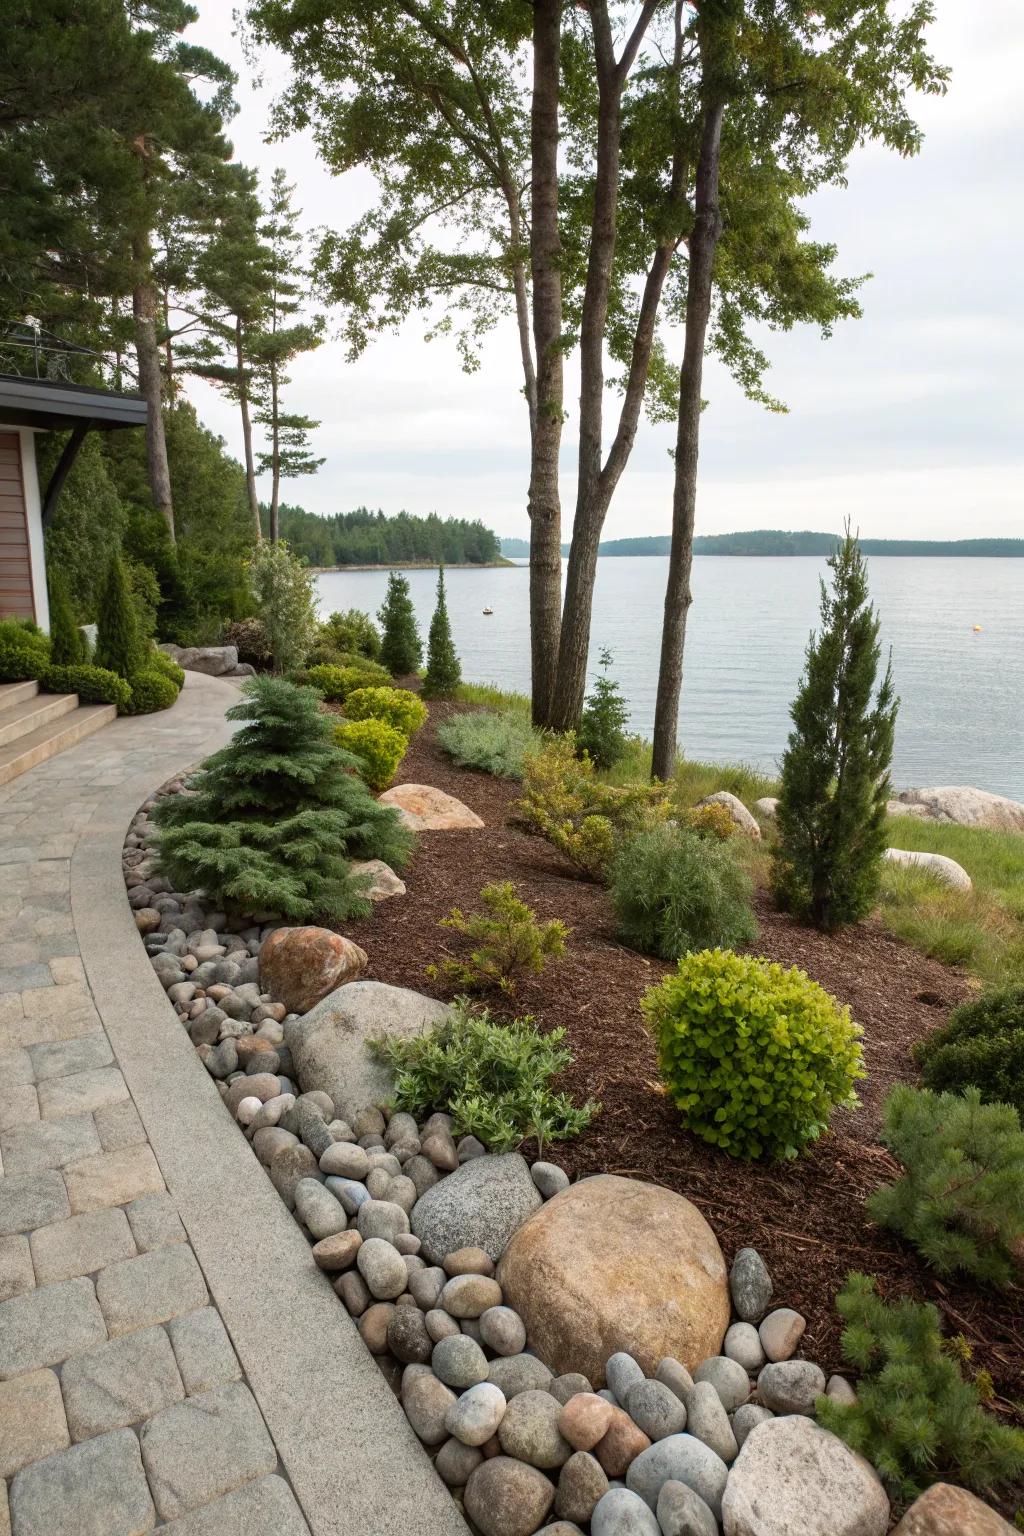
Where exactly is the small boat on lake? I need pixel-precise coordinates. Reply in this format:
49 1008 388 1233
482 607 494 615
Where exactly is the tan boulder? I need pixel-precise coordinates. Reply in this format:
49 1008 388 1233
891 1484 1017 1536
496 1174 729 1386
350 858 406 900
893 786 1024 832
259 926 368 1015
883 848 972 891
378 783 484 831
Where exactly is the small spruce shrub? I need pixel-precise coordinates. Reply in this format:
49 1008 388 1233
642 948 865 1160
681 801 737 841
578 648 629 769
312 608 382 663
224 617 272 668
378 571 422 676
436 710 543 780
422 567 462 699
126 668 180 715
914 983 1024 1116
333 716 408 791
370 1000 598 1155
151 676 413 921
867 1084 1024 1286
149 651 185 688
428 882 569 996
40 663 131 712
344 685 427 737
0 618 50 681
816 1272 1024 1500
47 569 86 666
609 823 758 959
94 551 145 680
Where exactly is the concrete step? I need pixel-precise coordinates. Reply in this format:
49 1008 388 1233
0 679 40 711
0 702 117 787
0 690 78 748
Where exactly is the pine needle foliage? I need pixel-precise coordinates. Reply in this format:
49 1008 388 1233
610 823 757 959
816 1272 1024 1501
94 551 145 680
427 881 569 996
151 676 414 921
772 529 898 931
378 571 422 676
422 566 462 698
867 1084 1024 1286
914 983 1024 1117
47 568 86 666
578 648 629 768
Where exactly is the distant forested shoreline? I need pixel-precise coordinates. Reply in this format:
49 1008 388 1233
500 531 1024 559
277 505 504 566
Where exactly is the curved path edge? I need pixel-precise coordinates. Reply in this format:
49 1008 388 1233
70 671 468 1536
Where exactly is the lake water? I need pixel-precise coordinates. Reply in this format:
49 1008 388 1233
316 557 1024 801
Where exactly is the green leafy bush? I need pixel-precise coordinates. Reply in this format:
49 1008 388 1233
47 568 86 666
247 540 318 674
428 882 569 996
149 651 185 688
312 608 382 663
0 618 50 681
436 710 543 780
40 663 131 712
371 1000 598 1155
422 567 461 699
867 1085 1024 1286
681 801 737 841
344 685 428 737
299 663 386 702
152 676 413 921
224 617 272 668
914 984 1024 1116
609 824 757 959
126 668 180 715
816 1272 1024 1500
642 948 865 1160
578 648 629 769
333 716 408 791
378 571 422 675
94 551 144 679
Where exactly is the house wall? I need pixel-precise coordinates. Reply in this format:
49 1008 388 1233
20 429 49 632
0 428 49 632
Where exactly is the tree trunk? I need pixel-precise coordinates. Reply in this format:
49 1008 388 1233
651 84 726 783
526 0 564 727
132 248 175 544
235 320 261 542
269 359 281 544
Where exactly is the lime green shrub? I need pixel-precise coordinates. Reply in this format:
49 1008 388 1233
428 882 569 996
299 662 386 701
0 618 50 681
609 824 757 959
40 663 131 712
370 1000 598 1155
914 984 1024 1116
126 668 180 715
867 1085 1024 1286
682 801 737 841
436 710 543 780
642 948 865 1160
816 1272 1024 1501
149 651 185 688
344 685 427 737
334 716 408 791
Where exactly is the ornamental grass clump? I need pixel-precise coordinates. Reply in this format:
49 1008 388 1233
867 1084 1024 1286
151 676 413 921
436 709 543 780
370 1000 598 1155
642 948 865 1160
344 684 427 737
428 882 569 996
609 823 757 959
816 1272 1024 1501
914 983 1024 1116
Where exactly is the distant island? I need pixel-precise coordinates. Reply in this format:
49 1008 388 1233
500 530 1024 559
278 504 506 567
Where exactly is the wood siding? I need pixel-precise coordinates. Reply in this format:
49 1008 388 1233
0 432 35 622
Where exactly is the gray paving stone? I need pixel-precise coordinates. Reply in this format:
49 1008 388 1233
93 1097 146 1152
27 1035 112 1082
0 963 53 993
0 1047 33 1086
140 1382 277 1521
165 1308 241 1396
0 1234 35 1301
0 1170 69 1236
95 1245 208 1338
0 1368 69 1476
37 1068 128 1121
30 1208 137 1285
0 1276 107 1380
61 1325 184 1440
0 1477 8 1536
160 1475 310 1535
64 1144 164 1215
0 1113 101 1174
8 1427 155 1536
124 1192 185 1253
0 1083 39 1132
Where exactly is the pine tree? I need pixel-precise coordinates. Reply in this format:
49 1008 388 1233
378 571 423 676
151 676 414 921
47 567 85 666
578 648 629 769
422 566 461 699
771 529 898 931
94 552 145 680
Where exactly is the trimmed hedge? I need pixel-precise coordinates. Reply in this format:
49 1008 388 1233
0 619 49 682
40 663 131 713
126 668 180 715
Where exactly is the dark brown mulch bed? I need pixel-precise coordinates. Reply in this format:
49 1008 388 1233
338 698 1024 1429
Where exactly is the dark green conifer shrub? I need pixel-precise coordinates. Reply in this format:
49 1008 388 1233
610 823 757 958
378 571 422 676
578 648 629 768
40 663 131 712
427 882 569 995
422 567 461 699
47 569 86 666
94 551 144 680
816 1272 1024 1500
867 1084 1024 1285
151 676 413 921
772 530 898 930
914 984 1024 1116
0 618 50 681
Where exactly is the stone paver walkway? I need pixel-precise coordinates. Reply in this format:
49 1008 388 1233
0 679 309 1535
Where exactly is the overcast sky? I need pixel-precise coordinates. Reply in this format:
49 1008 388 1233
187 2 1023 541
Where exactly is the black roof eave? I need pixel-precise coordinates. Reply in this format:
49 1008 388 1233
0 374 148 432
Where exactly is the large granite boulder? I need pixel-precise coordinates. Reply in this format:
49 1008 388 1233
285 980 449 1122
883 848 972 891
497 1175 730 1384
160 643 239 677
753 797 779 824
891 1484 1017 1535
696 792 761 840
260 926 368 1015
721 1417 888 1536
377 783 484 831
412 1153 542 1265
893 786 1024 832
